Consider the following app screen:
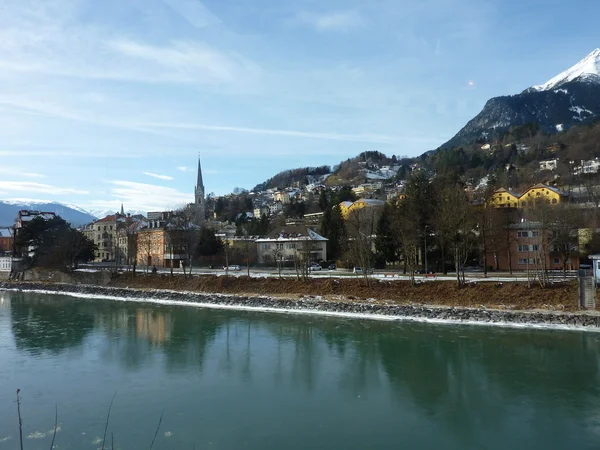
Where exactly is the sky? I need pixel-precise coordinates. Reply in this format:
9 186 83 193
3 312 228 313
0 0 599 214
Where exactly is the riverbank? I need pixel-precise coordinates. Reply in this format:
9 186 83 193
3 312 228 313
1 276 599 330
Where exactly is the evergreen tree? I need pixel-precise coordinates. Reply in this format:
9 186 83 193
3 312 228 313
318 190 330 211
15 216 96 269
196 226 223 257
319 206 346 261
374 203 399 265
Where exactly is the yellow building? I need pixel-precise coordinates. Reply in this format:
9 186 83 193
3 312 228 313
488 184 568 209
338 199 385 219
518 184 567 208
488 188 520 208
337 201 354 219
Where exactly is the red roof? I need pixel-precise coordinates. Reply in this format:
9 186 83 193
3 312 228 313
96 215 117 223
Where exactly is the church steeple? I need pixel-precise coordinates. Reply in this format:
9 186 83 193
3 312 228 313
120 203 125 215
195 155 205 204
194 154 206 224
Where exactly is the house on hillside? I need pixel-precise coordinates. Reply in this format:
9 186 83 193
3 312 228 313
518 184 568 208
575 158 600 175
253 205 270 219
488 184 568 209
539 159 559 171
273 191 291 204
337 201 354 219
255 226 327 264
488 188 521 208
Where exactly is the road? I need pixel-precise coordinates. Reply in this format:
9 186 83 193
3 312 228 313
78 264 577 283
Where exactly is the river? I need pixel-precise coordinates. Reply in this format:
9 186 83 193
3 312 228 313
1 290 600 449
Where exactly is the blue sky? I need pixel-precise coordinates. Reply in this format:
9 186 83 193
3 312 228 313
0 0 598 213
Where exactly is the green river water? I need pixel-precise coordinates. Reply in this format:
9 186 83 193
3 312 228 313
1 290 600 449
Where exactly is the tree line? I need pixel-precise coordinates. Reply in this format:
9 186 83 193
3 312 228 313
319 172 595 288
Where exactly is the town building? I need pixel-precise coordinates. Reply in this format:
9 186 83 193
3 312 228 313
253 205 270 219
0 227 13 255
255 226 327 264
488 188 521 208
83 214 123 262
338 198 386 219
575 158 600 175
518 184 567 208
0 256 12 272
273 191 291 204
485 222 580 272
488 184 568 209
136 225 168 268
539 159 559 171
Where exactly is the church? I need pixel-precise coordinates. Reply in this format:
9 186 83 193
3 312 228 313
192 156 206 225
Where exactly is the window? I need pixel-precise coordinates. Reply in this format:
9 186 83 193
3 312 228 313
517 231 540 238
518 244 539 252
553 258 560 264
518 258 538 265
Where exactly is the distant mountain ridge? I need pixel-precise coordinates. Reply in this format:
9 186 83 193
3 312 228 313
442 49 600 149
0 200 97 227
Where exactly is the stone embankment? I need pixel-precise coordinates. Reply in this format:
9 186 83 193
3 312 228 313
2 281 599 330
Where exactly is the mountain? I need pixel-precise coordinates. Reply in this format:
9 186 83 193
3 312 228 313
442 49 600 149
0 200 97 227
529 48 600 92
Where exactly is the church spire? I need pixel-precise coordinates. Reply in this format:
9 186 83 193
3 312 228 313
194 154 206 225
120 203 125 215
196 154 204 198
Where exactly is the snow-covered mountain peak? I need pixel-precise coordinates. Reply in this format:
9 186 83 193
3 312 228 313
531 48 600 92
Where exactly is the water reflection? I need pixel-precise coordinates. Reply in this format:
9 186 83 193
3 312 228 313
136 309 173 344
9 292 94 355
3 293 600 449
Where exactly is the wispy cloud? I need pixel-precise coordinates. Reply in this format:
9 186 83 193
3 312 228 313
134 121 398 144
177 166 196 172
0 2 259 86
143 172 174 181
299 11 367 32
0 167 45 178
0 181 88 196
161 0 222 29
105 39 257 84
85 181 192 212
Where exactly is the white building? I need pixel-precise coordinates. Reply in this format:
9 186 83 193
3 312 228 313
0 256 12 272
256 226 328 264
539 159 559 171
253 205 270 219
575 158 600 175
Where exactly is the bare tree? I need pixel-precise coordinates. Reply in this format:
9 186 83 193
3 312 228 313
391 200 420 285
548 204 580 274
167 206 200 278
137 231 153 273
346 206 380 285
270 245 284 278
434 185 476 287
